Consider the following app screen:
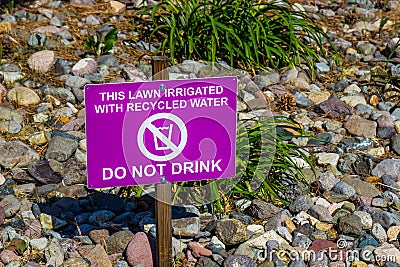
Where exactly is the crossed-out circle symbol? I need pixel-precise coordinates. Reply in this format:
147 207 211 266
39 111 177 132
137 113 187 161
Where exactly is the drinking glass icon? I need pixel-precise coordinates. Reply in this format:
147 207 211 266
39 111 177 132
154 124 174 150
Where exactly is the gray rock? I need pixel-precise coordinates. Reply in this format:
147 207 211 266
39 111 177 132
288 195 312 213
45 131 78 162
317 171 339 191
291 232 312 248
0 140 40 168
308 251 328 267
86 15 100 25
281 68 298 84
391 135 400 155
45 238 64 267
98 55 120 67
44 87 76 103
337 137 373 153
65 76 90 89
245 199 281 220
55 59 72 74
172 205 200 237
378 127 397 139
315 62 330 73
121 65 148 81
372 159 400 180
354 103 374 118
253 72 280 89
378 102 396 112
372 210 399 229
293 92 314 108
332 181 356 197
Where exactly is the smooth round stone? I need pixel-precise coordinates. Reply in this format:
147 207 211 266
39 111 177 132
7 87 40 107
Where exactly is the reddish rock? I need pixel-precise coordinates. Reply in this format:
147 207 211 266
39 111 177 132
24 219 42 238
308 239 337 252
188 241 212 257
344 115 377 138
0 250 20 264
315 95 352 118
126 232 155 267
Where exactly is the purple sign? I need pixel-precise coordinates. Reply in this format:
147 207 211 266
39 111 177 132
85 76 237 188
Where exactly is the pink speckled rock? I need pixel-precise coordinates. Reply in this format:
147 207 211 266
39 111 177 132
126 232 155 267
0 250 20 264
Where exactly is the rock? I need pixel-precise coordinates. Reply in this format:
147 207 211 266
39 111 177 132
316 152 340 166
45 238 64 267
27 50 55 73
172 205 200 237
374 243 400 265
342 176 380 197
78 244 112 267
317 171 339 191
44 87 76 103
88 210 115 226
0 195 20 218
387 226 400 241
28 160 63 184
72 58 97 77
289 195 312 213
372 211 399 229
126 232 154 267
223 255 257 267
7 87 40 106
308 91 331 104
391 135 400 155
372 223 388 243
109 0 126 13
315 95 352 118
309 204 333 223
332 182 356 197
354 211 373 230
372 159 400 180
215 219 250 246
245 199 281 220
344 115 377 138
293 92 314 108
235 230 288 257
337 137 373 153
30 238 49 251
253 72 280 89
0 250 20 264
106 230 134 254
65 76 90 89
315 62 330 73
0 140 40 168
188 241 212 257
338 215 363 235
45 132 78 162
62 257 90 267
341 95 367 107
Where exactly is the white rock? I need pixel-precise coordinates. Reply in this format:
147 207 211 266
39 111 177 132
341 95 367 107
344 84 362 94
316 152 340 166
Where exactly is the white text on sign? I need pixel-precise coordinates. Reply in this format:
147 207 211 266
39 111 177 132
102 159 223 180
94 85 228 114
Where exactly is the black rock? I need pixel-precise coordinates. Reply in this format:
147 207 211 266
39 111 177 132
229 212 254 225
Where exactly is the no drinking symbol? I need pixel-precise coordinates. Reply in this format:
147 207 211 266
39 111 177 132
137 113 188 161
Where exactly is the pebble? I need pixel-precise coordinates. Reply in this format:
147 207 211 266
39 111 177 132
27 50 55 73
